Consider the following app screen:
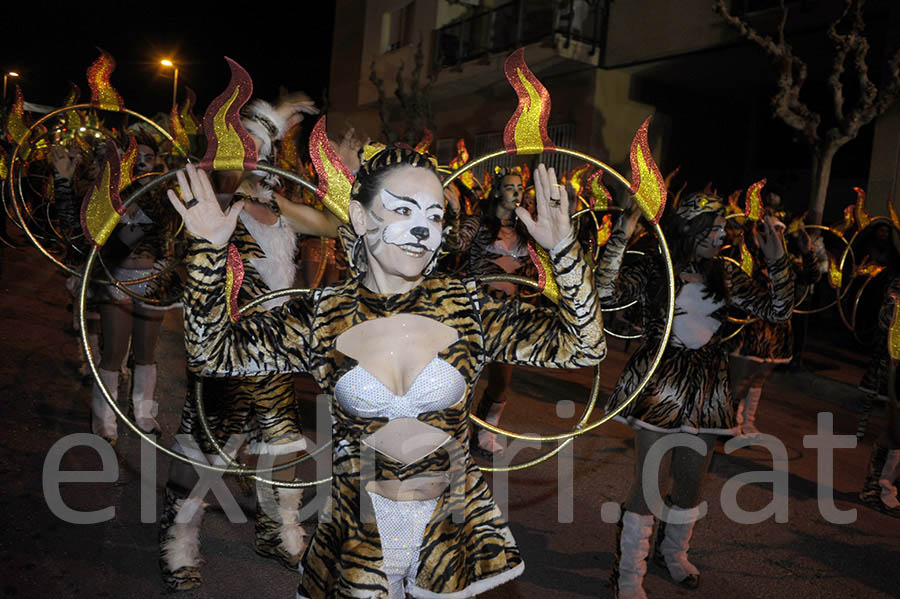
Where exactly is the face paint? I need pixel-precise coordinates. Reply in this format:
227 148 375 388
377 188 443 253
356 166 445 281
694 216 727 259
497 175 524 214
135 145 157 175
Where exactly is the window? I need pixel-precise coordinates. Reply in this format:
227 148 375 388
381 2 417 54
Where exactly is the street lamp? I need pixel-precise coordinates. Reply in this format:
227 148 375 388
3 71 20 99
160 59 178 112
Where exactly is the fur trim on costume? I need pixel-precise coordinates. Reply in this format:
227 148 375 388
276 488 307 556
408 562 524 598
161 497 207 572
247 437 308 456
240 211 298 309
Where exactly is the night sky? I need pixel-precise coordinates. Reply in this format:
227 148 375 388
1 4 336 118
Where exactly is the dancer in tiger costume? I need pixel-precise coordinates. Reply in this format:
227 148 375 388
158 94 338 591
168 148 605 599
595 192 793 598
444 166 538 456
858 274 900 518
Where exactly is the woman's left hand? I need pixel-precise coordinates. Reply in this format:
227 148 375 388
756 215 786 262
516 163 571 250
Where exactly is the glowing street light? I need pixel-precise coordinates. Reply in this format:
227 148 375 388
3 71 20 99
160 59 178 112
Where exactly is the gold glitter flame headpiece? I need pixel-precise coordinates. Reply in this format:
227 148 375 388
80 138 125 247
503 48 554 155
309 115 353 224
744 178 766 221
87 49 124 111
628 116 667 224
6 85 28 146
854 187 872 229
199 58 257 171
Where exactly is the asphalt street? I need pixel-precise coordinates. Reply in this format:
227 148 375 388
0 241 897 599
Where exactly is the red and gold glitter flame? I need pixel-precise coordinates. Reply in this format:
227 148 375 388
200 57 257 171
628 116 666 224
856 262 885 278
448 138 476 189
786 213 806 235
170 103 190 157
0 149 9 181
833 204 856 235
80 139 124 247
225 243 245 323
826 251 842 290
853 187 872 230
739 237 754 276
6 85 28 145
87 49 124 111
414 128 434 153
180 87 200 136
889 198 900 232
568 163 591 206
527 241 559 303
118 136 137 191
503 48 554 155
889 292 900 363
744 178 766 221
309 115 353 224
586 169 611 211
596 213 613 247
63 83 81 107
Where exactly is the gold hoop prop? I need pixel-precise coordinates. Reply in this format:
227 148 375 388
793 224 855 314
443 148 676 453
9 104 188 278
80 163 331 488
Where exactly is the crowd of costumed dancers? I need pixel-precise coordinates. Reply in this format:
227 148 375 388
2 48 898 599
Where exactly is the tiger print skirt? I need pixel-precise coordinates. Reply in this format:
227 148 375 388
175 372 305 456
606 339 738 435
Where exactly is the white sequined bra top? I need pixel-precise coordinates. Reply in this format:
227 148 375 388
334 357 466 420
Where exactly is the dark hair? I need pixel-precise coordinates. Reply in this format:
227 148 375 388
661 209 728 302
480 169 526 241
350 147 439 208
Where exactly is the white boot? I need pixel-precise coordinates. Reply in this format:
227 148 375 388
132 363 160 434
256 486 308 569
477 401 506 454
879 449 900 509
611 509 653 599
739 384 762 437
91 368 119 443
656 503 701 588
160 487 206 591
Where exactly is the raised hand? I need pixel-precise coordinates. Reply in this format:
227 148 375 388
515 163 572 250
166 163 243 248
755 215 786 262
48 146 79 180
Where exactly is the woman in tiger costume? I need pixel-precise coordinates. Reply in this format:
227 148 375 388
168 148 605 599
159 95 337 591
444 166 538 456
595 192 793 599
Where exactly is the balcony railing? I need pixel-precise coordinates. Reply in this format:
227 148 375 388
433 0 609 70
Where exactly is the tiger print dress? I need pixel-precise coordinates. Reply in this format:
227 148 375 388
175 215 304 456
596 228 793 434
181 230 605 598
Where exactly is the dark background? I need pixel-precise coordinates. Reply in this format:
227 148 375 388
0 4 336 117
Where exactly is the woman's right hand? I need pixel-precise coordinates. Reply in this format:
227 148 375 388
166 163 243 248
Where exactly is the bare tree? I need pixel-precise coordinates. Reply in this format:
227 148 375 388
369 40 437 145
715 0 900 224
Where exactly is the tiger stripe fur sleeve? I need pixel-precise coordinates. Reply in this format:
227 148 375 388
476 232 606 367
593 226 649 305
182 236 319 377
726 254 794 323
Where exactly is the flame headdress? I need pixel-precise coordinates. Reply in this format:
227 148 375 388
199 58 257 171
